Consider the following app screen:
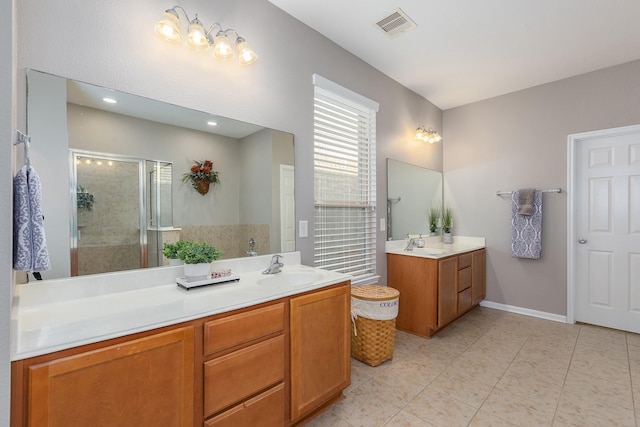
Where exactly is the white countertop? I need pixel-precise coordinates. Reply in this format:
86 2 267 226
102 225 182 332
11 252 351 361
385 236 486 259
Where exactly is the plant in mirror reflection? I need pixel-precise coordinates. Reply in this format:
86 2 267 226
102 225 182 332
76 186 95 212
428 206 441 233
182 159 220 195
442 206 453 234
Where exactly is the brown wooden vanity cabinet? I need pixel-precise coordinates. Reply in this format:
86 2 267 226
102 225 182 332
11 282 351 427
388 248 486 338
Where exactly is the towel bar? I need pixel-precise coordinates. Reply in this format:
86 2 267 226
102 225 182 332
495 188 561 196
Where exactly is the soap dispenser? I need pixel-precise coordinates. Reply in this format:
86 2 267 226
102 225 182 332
417 234 425 248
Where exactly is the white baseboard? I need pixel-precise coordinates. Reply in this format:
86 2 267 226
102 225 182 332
479 300 567 324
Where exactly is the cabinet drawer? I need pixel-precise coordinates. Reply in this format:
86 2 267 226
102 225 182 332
457 266 471 292
204 383 285 427
458 253 472 269
204 335 284 417
204 302 284 356
458 288 472 313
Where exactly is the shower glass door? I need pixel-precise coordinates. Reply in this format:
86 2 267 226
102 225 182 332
71 151 145 276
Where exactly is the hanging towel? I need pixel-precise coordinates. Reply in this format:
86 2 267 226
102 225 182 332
517 188 535 215
13 138 50 272
511 190 542 259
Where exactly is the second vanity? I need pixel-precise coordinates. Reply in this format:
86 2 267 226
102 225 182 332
10 253 351 427
386 236 486 338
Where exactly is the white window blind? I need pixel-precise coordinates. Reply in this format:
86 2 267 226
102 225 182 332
313 79 377 284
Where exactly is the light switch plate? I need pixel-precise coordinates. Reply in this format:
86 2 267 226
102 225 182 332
380 218 386 231
299 220 308 237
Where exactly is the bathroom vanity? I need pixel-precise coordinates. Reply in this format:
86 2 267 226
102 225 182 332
386 237 486 338
10 253 350 427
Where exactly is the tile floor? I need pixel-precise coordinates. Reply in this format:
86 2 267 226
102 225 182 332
307 306 640 427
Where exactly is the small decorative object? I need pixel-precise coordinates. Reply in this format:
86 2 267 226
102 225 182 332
428 206 441 234
76 185 95 212
162 240 188 265
176 241 222 278
182 159 220 195
442 206 453 244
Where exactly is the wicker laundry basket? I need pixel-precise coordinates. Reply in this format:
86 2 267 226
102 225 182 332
350 285 400 367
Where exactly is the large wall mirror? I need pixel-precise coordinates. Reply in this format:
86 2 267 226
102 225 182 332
27 70 295 280
386 158 442 240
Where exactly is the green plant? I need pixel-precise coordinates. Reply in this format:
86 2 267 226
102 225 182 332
77 185 95 212
176 241 222 264
442 206 453 234
162 240 189 259
428 206 441 233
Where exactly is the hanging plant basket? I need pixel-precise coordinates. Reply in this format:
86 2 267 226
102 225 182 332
195 180 210 195
182 159 220 196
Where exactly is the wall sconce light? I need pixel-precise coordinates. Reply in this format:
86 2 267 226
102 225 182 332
154 5 258 66
415 126 442 144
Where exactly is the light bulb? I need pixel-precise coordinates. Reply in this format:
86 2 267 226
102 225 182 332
213 33 235 61
236 39 258 66
154 10 181 43
186 17 209 52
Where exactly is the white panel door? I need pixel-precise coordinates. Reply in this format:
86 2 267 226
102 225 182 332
280 165 295 252
574 129 640 333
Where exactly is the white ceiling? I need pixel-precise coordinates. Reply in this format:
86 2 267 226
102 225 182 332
268 0 640 110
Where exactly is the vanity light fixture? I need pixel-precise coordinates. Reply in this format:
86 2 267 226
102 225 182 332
415 126 442 144
154 5 258 66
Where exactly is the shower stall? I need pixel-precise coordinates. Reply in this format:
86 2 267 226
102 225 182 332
70 150 173 276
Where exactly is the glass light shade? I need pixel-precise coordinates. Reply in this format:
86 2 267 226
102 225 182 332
236 40 258 66
415 128 424 140
186 19 209 52
213 34 235 61
154 11 181 43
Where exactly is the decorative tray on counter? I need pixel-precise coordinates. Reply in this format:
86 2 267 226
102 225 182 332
176 273 240 290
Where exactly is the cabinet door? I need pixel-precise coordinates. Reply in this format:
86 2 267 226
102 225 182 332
387 254 438 335
290 284 350 421
472 249 486 305
27 327 194 427
438 257 458 327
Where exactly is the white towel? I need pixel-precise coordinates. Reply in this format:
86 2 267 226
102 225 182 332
511 190 542 259
13 161 51 272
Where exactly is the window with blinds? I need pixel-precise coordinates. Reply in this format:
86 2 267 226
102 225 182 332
313 77 377 285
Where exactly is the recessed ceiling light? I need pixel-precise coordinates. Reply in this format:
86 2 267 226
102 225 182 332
207 120 218 126
102 97 118 104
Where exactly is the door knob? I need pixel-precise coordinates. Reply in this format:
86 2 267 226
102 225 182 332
578 239 587 244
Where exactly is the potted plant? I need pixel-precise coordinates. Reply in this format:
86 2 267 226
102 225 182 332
442 206 453 244
182 159 220 195
162 240 188 265
77 185 95 212
428 206 441 234
176 241 222 277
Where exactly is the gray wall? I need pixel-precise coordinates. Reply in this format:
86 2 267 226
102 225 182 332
0 0 12 421
443 59 640 315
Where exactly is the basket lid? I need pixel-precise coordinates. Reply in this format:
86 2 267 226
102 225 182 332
351 285 399 301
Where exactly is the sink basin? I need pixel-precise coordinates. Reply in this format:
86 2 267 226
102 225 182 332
257 271 325 287
412 247 448 255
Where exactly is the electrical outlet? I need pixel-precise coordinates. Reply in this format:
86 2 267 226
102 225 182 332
299 220 308 237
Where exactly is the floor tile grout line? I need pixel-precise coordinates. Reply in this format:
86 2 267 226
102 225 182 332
549 323 581 426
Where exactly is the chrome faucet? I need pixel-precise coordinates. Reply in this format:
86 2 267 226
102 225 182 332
263 254 284 274
404 237 417 251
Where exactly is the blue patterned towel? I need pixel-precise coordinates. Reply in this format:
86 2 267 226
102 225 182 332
511 190 542 259
13 163 50 272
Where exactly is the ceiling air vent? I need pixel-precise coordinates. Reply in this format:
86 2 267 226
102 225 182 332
375 8 417 38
